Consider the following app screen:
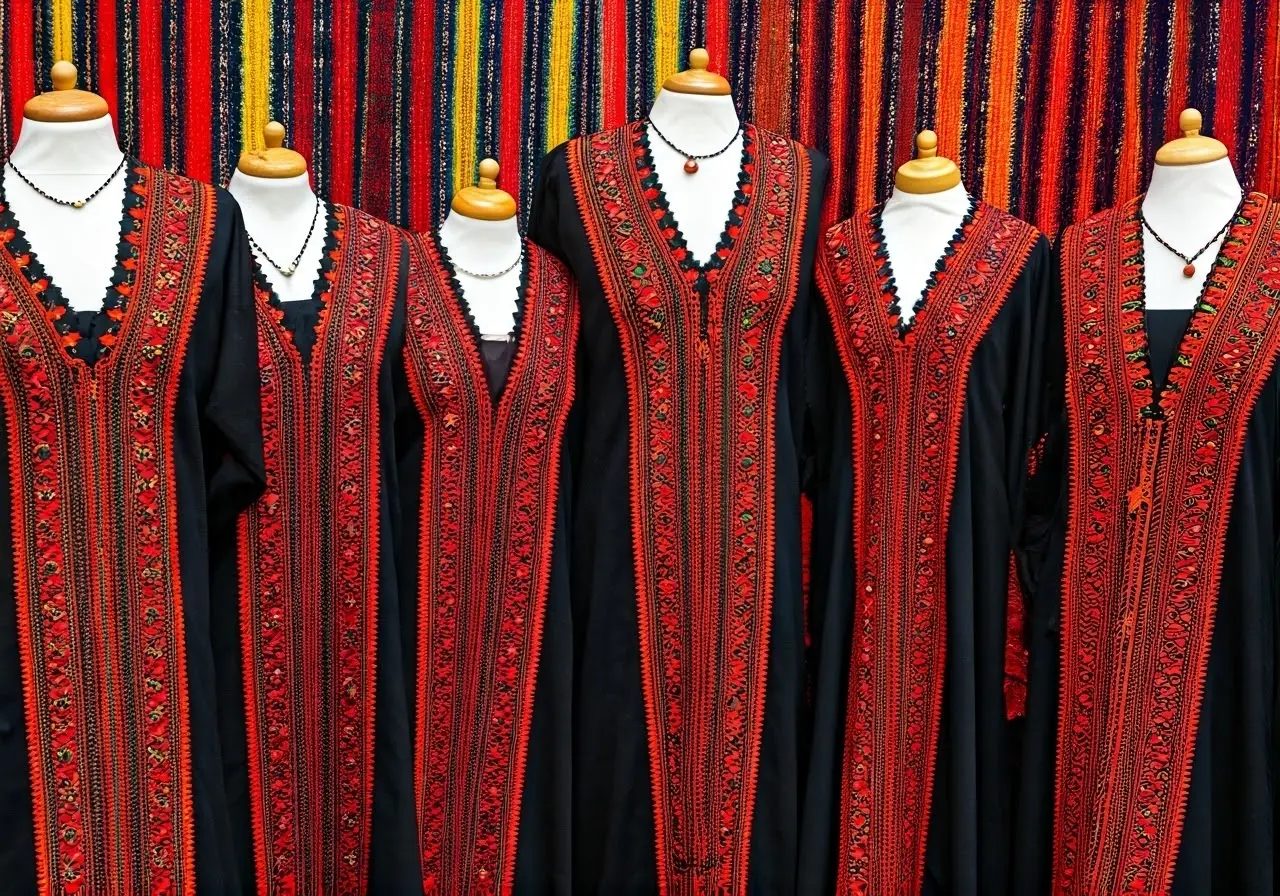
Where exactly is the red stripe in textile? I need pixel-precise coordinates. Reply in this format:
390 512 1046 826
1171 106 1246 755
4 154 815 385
408 0 434 230
136 0 163 165
1076 2 1112 220
8 1 34 147
705 0 730 90
1216 0 1244 162
1114 2 1145 202
825 0 852 222
752 0 791 132
361 0 397 217
183 0 212 183
796 0 820 148
497 0 524 213
602 0 627 129
1259 2 1280 194
329 0 358 205
95 0 119 132
1166 0 1191 137
1038 2 1077 236
896 3 923 172
293 0 316 170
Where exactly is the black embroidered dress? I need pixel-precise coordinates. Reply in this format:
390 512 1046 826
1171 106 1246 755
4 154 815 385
530 122 827 895
0 164 265 896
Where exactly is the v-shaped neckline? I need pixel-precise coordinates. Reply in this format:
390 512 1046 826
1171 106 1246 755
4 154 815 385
869 194 980 341
1120 193 1253 421
0 158 143 368
633 120 755 293
252 201 342 368
429 229 533 408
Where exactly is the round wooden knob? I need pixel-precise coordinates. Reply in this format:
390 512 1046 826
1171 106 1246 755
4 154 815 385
917 130 939 159
1179 108 1203 137
50 61 77 91
689 48 710 71
263 121 286 149
477 158 499 189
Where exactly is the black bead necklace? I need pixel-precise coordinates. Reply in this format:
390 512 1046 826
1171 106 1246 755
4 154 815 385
645 117 742 174
1138 196 1242 278
453 249 522 280
246 197 322 278
5 155 127 208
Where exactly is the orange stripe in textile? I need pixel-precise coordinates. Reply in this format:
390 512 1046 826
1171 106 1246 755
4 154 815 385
1076 1 1113 220
137 0 163 164
1259 2 1280 194
797 0 820 149
1038 2 1077 236
854 0 889 212
1167 0 1191 137
981 0 1024 209
752 0 793 133
826 0 853 221
934 0 972 172
705 0 730 91
602 0 627 128
1115 0 1146 202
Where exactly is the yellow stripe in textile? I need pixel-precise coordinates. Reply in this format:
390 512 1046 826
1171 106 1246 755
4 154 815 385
453 0 482 193
51 0 72 64
981 0 1024 208
241 0 272 149
545 0 575 151
653 0 682 94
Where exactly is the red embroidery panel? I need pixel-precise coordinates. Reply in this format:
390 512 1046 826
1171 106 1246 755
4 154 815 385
1054 194 1280 895
567 124 810 896
238 206 399 896
0 166 213 895
404 237 577 896
815 202 1039 896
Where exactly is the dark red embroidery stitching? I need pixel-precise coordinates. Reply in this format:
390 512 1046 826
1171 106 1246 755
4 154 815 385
404 236 577 896
239 205 397 895
815 202 1039 896
0 165 213 895
1054 193 1280 895
567 123 810 896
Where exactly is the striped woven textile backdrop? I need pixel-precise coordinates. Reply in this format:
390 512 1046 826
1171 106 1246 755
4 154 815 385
0 1 1277 236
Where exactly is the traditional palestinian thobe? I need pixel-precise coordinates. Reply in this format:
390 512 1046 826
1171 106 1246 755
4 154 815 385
0 163 265 895
213 203 420 894
398 233 578 896
1015 192 1280 896
530 122 828 895
806 199 1055 896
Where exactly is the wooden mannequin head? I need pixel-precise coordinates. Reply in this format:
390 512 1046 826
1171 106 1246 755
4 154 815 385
237 121 309 178
894 130 962 194
662 48 731 97
23 62 109 123
450 158 518 221
1154 108 1229 166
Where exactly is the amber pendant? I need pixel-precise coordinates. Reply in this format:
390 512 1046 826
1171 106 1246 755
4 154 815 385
683 157 699 174
1182 263 1196 278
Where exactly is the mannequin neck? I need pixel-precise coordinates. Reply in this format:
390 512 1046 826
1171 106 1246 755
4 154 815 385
9 116 124 174
1142 158 1242 237
227 169 319 225
646 90 740 155
437 210 523 273
883 181 971 216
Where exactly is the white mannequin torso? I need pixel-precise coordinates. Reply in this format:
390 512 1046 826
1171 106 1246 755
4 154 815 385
436 211 524 340
645 90 743 266
879 182 972 324
227 169 328 306
4 116 127 312
1140 157 1243 310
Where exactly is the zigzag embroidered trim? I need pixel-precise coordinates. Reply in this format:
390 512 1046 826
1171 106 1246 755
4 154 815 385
405 235 577 896
1053 193 1280 895
239 205 398 895
567 122 810 896
0 164 214 896
815 201 1039 896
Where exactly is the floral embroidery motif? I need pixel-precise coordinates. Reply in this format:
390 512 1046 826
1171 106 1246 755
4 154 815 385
0 165 213 895
1054 193 1280 895
239 205 398 896
567 123 811 896
815 201 1039 896
404 236 577 896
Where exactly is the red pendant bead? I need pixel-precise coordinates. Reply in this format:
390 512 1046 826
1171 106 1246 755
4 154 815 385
1183 263 1196 278
683 157 699 174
